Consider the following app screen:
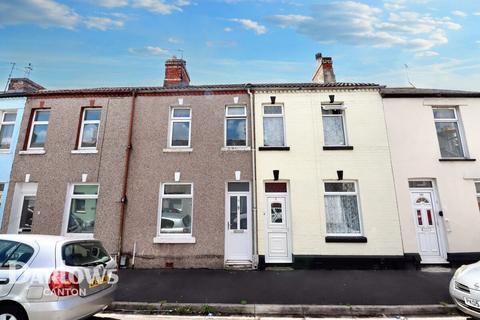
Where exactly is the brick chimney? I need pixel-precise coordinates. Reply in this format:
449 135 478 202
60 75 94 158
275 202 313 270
312 53 336 84
163 56 190 88
7 78 44 93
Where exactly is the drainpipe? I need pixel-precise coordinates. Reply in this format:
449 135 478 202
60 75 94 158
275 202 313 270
118 89 138 262
247 85 259 268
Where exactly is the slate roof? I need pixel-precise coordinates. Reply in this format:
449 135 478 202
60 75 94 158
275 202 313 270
380 87 480 98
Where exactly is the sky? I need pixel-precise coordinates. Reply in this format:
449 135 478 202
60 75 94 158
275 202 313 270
0 0 479 90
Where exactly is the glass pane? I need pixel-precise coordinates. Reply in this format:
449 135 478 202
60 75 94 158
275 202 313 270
0 124 14 149
409 181 433 188
270 202 283 223
81 123 99 148
226 119 246 146
263 117 284 146
322 109 343 115
264 105 282 115
68 198 97 233
325 195 361 234
426 209 433 225
173 109 190 118
2 244 34 269
73 185 99 195
228 182 249 192
325 182 356 193
477 196 480 210
230 196 237 230
435 122 464 157
4 113 16 122
240 196 247 229
34 110 50 122
29 124 48 148
0 184 3 209
84 109 101 121
227 106 246 116
475 182 480 194
417 210 423 226
62 241 111 266
323 115 346 146
164 184 191 195
265 183 287 193
171 122 190 146
19 196 35 233
161 198 192 234
433 108 455 119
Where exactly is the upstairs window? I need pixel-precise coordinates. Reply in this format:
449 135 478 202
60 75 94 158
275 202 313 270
169 108 191 147
324 181 362 236
27 110 50 150
0 112 17 150
322 108 346 146
263 105 285 147
225 106 247 147
433 107 465 158
78 108 101 149
476 182 480 210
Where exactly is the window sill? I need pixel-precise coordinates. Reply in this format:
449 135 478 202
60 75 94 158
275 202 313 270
163 148 193 153
323 146 354 151
0 149 12 154
439 158 476 162
19 150 46 155
71 149 98 154
325 236 367 243
259 146 290 151
153 235 196 244
221 146 251 152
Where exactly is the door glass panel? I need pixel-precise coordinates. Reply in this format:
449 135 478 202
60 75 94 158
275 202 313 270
427 209 433 225
240 196 247 230
271 202 283 223
417 209 423 226
230 196 237 230
19 196 35 233
265 183 287 193
228 182 249 192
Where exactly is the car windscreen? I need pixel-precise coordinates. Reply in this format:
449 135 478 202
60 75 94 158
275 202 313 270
0 240 34 269
62 241 111 267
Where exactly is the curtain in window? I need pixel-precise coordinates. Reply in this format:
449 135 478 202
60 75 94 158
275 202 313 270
325 195 361 234
263 117 284 146
435 122 464 157
322 116 345 146
0 124 14 149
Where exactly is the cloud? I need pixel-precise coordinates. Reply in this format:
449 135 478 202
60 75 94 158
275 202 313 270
95 0 129 7
268 1 461 54
230 18 266 34
224 27 233 32
128 46 169 55
168 37 183 44
415 50 439 57
0 0 80 29
474 12 480 16
84 16 125 30
206 40 237 48
132 0 190 14
452 10 467 17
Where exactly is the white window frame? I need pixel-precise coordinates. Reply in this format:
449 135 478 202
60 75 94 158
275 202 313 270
224 105 248 147
323 180 363 237
432 107 468 158
78 108 101 150
262 104 286 147
27 109 50 150
168 107 192 148
63 183 99 238
321 106 348 146
0 111 17 151
155 182 196 243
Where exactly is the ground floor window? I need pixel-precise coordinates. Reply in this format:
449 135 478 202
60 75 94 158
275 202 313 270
324 181 362 236
159 183 193 235
66 184 99 234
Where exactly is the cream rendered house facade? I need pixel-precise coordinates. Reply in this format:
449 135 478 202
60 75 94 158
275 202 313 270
252 57 404 266
382 88 480 265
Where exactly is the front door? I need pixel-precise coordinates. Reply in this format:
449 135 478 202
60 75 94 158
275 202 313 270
7 183 37 234
225 182 252 264
265 194 292 263
410 191 444 263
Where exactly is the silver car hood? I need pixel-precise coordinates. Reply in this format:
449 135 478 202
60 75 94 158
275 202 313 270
457 261 480 290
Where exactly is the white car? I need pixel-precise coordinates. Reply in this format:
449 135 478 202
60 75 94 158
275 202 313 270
450 261 480 318
0 234 117 320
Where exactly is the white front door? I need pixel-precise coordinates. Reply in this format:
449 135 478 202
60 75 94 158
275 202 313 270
7 183 37 234
410 191 444 263
265 195 292 263
225 184 252 264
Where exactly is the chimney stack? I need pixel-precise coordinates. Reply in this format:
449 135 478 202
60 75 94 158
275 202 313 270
7 78 44 93
312 53 336 84
164 56 190 88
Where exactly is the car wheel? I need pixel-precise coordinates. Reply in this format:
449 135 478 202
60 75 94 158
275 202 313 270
0 305 27 320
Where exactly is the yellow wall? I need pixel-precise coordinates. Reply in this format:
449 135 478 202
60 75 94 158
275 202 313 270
255 89 404 256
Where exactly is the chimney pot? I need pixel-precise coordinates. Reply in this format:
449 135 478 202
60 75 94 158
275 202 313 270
312 53 336 84
164 57 190 88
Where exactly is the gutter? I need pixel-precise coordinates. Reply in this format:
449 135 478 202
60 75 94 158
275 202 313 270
247 85 258 268
118 89 137 261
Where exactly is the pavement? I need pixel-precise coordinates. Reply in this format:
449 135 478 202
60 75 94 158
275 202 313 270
95 315 468 320
115 268 455 305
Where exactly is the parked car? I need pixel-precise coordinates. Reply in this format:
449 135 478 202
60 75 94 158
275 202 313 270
450 261 480 318
0 234 117 320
